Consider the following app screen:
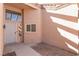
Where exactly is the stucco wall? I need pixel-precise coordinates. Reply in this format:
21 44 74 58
4 4 22 13
0 3 4 55
24 7 42 44
42 4 79 54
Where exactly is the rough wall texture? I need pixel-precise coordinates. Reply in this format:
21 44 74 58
42 4 79 54
24 7 42 44
0 3 4 55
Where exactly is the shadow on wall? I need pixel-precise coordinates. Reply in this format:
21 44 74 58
42 6 79 54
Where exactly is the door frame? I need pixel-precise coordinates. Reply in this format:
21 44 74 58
4 8 24 44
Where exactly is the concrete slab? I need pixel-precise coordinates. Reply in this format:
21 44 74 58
3 43 41 56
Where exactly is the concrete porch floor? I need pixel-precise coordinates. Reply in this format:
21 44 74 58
32 43 78 56
3 43 41 56
3 43 78 56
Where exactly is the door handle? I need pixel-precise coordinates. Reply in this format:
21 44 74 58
15 32 16 34
14 31 18 34
3 24 6 29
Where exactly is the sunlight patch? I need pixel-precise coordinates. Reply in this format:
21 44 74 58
57 28 79 44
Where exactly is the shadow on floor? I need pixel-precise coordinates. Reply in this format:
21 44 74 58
3 51 16 56
32 43 77 56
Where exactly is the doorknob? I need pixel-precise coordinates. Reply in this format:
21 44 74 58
15 32 16 34
15 31 18 34
3 24 6 29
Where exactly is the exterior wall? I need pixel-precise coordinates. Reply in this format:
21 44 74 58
25 3 41 9
24 7 42 44
2 3 79 55
77 3 79 54
4 4 22 13
42 4 79 54
0 4 4 55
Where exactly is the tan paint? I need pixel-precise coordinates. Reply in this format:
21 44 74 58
24 7 42 44
42 4 79 54
77 3 79 54
25 3 41 9
4 4 22 13
2 3 79 55
0 3 4 55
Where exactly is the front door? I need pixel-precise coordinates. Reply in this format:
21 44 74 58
4 9 22 44
4 22 17 44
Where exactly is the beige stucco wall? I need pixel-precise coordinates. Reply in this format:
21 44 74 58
0 3 4 55
25 3 41 10
4 4 22 13
24 7 42 44
2 3 79 55
42 4 79 54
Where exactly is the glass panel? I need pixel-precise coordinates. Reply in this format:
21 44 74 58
27 25 30 32
6 12 11 20
17 15 22 21
6 9 22 22
11 14 18 21
31 24 36 32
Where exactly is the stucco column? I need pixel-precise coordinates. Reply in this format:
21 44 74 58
78 10 79 54
0 3 4 56
77 3 79 54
